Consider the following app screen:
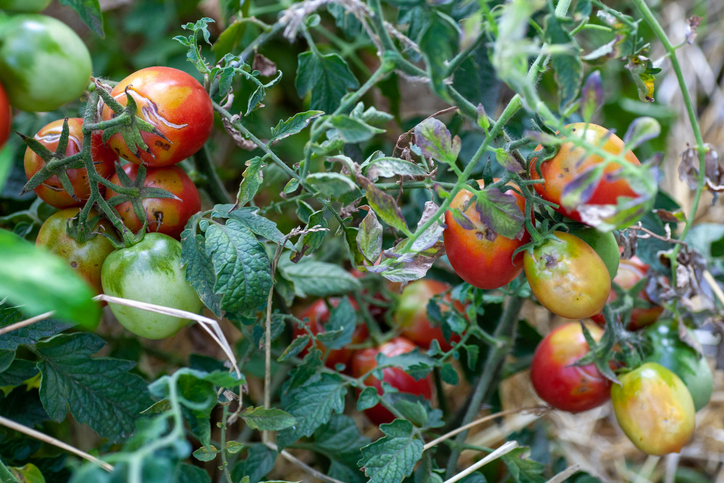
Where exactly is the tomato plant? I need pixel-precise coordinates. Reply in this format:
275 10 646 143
36 208 115 296
444 180 530 289
0 82 9 149
351 337 434 426
611 362 695 456
105 163 201 240
100 233 202 339
393 279 463 351
524 231 611 319
0 14 92 112
24 118 117 209
101 66 214 167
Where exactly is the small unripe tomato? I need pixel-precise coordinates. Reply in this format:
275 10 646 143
293 298 369 370
105 164 201 240
524 231 610 319
0 83 10 149
351 337 433 426
24 118 117 209
444 179 529 290
530 322 611 412
611 362 695 455
530 123 641 224
36 208 115 295
393 279 463 351
101 66 214 167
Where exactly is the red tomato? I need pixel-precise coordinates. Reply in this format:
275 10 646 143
0 83 10 149
351 337 434 425
101 66 214 167
444 179 530 289
104 163 201 240
393 279 463 351
530 123 641 223
293 298 369 370
530 322 612 413
591 257 663 330
24 118 117 209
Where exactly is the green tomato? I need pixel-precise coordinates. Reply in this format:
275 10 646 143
0 14 92 111
0 0 52 12
568 227 619 281
101 233 202 339
644 319 713 412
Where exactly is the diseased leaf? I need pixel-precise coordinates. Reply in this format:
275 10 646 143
295 52 359 113
366 158 428 181
270 110 324 142
474 189 525 240
623 117 661 151
306 173 358 198
357 209 383 263
358 420 423 483
419 10 458 98
241 407 296 431
580 71 604 123
356 175 409 234
414 119 461 165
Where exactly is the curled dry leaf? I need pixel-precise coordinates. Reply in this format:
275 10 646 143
222 115 257 150
686 16 702 45
678 144 724 192
252 53 278 77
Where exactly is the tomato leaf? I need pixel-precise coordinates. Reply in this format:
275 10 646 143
270 110 324 143
544 13 582 113
376 351 435 381
0 304 73 351
313 414 371 483
356 175 409 234
366 158 428 181
241 407 296 431
58 0 104 37
414 118 461 165
357 387 381 411
236 156 264 209
419 10 458 99
580 70 604 123
623 117 661 151
231 444 277 483
278 259 361 298
306 172 359 198
328 115 385 143
357 209 384 263
0 359 38 387
358 419 423 483
501 447 546 483
474 188 525 240
295 51 359 114
36 333 152 443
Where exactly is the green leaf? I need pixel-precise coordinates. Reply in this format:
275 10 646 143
278 335 310 362
278 259 361 298
176 463 212 483
356 209 383 264
356 176 409 234
181 228 223 317
377 351 435 381
193 445 219 462
205 219 273 317
0 230 100 329
226 207 291 247
0 358 38 387
544 13 582 112
366 158 428 180
236 157 264 208
419 10 458 98
291 210 328 262
320 297 357 350
0 460 19 483
241 407 297 431
414 118 461 165
358 420 423 483
306 172 358 198
277 373 347 447
225 441 245 455
440 363 459 385
501 447 546 483
58 0 104 37
35 333 152 443
357 386 381 411
295 51 359 113
313 415 371 483
270 110 324 142
231 445 277 483
328 115 384 143
213 20 247 58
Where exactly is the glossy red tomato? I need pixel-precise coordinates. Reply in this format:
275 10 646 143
591 257 663 330
0 83 10 149
293 298 369 369
24 118 117 209
524 231 611 319
351 337 434 425
444 179 530 289
104 163 201 239
530 322 612 412
393 279 463 351
101 67 214 167
611 362 695 455
530 123 641 223
36 208 116 295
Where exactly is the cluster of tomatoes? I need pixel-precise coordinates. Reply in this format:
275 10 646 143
0 5 214 341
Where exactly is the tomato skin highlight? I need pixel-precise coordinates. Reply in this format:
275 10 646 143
530 123 641 224
24 118 117 209
36 208 116 295
530 322 611 412
611 362 695 456
444 180 529 290
351 337 434 425
101 66 214 167
101 233 203 339
0 83 10 149
293 298 369 370
644 319 713 412
0 15 92 112
568 227 619 281
524 231 610 319
393 279 462 351
105 163 201 240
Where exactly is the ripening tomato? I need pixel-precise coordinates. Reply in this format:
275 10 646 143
524 231 610 319
101 67 214 167
530 322 612 412
0 83 10 149
393 279 463 351
24 118 117 209
104 163 201 240
293 298 369 369
567 227 619 281
351 337 434 425
611 362 695 455
444 179 530 289
644 319 713 412
101 233 203 339
530 123 641 224
36 208 115 295
591 257 663 330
